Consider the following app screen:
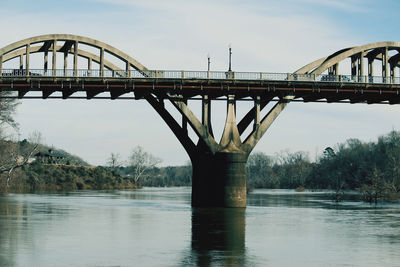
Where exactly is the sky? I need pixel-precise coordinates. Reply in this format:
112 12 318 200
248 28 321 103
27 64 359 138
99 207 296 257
1 0 400 166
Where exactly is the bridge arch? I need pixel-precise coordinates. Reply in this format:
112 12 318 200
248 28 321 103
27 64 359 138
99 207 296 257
295 41 400 78
0 34 147 75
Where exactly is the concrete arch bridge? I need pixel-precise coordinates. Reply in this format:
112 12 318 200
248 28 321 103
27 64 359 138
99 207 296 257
1 34 400 207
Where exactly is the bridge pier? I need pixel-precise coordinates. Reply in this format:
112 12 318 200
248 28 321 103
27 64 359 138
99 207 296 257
192 151 247 207
145 92 293 207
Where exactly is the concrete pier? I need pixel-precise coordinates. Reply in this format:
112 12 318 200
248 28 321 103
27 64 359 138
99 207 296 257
192 151 247 207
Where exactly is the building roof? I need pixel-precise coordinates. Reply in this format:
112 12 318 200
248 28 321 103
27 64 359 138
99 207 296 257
34 150 64 158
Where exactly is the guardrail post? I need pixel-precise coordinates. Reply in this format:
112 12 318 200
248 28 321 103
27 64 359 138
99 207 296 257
0 55 2 76
260 72 263 80
181 70 185 79
313 74 316 81
287 73 291 81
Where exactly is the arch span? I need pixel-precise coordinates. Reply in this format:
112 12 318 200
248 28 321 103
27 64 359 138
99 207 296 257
295 41 400 78
0 34 147 75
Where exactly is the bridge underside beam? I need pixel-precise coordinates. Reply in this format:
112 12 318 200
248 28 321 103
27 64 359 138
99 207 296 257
326 95 350 103
42 89 55 99
86 90 104 99
62 89 76 99
302 95 326 102
367 96 389 104
389 97 400 104
110 89 131 100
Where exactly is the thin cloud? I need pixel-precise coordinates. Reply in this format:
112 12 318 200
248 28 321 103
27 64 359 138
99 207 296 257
289 0 371 13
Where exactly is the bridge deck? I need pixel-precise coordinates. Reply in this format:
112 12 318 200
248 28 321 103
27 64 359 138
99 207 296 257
1 69 400 104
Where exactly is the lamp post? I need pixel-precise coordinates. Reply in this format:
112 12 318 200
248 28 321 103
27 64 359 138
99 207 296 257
207 54 210 78
226 45 234 79
228 45 232 72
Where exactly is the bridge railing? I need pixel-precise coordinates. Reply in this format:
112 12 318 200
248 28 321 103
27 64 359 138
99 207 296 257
1 69 399 85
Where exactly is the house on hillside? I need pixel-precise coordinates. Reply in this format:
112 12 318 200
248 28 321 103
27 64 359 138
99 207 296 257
34 149 65 164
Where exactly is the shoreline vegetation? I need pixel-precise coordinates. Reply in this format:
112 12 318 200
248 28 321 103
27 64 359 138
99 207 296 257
1 130 400 203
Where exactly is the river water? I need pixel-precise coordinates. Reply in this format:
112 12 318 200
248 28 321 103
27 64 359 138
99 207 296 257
0 188 399 267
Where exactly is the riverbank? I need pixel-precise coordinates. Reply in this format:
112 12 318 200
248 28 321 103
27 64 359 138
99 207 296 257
1 163 139 193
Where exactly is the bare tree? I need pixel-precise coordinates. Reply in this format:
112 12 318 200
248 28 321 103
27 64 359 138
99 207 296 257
107 152 121 173
0 131 42 185
108 153 121 168
128 146 161 183
0 91 19 136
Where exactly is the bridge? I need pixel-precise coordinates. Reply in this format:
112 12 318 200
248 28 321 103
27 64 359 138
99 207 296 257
1 34 400 207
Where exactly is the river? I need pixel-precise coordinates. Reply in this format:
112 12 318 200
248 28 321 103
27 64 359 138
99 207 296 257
0 188 399 266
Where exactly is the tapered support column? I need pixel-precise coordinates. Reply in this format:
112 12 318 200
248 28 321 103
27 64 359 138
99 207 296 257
202 95 213 136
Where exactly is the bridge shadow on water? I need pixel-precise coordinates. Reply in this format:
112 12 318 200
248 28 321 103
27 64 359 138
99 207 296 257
182 207 248 266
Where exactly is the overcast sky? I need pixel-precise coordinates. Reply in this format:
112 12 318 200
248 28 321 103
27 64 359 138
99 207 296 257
1 0 400 166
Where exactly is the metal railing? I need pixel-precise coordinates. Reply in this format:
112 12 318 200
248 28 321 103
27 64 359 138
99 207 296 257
1 69 399 85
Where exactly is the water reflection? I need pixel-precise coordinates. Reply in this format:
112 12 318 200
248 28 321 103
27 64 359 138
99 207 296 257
190 208 246 266
1 190 400 266
248 189 368 209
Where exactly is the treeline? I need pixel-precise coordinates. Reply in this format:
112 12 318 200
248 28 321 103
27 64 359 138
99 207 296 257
3 163 138 192
3 130 400 203
139 165 192 186
109 164 192 187
246 130 400 202
2 162 192 192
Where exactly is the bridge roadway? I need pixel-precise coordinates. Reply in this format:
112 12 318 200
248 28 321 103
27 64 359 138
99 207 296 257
1 69 400 104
